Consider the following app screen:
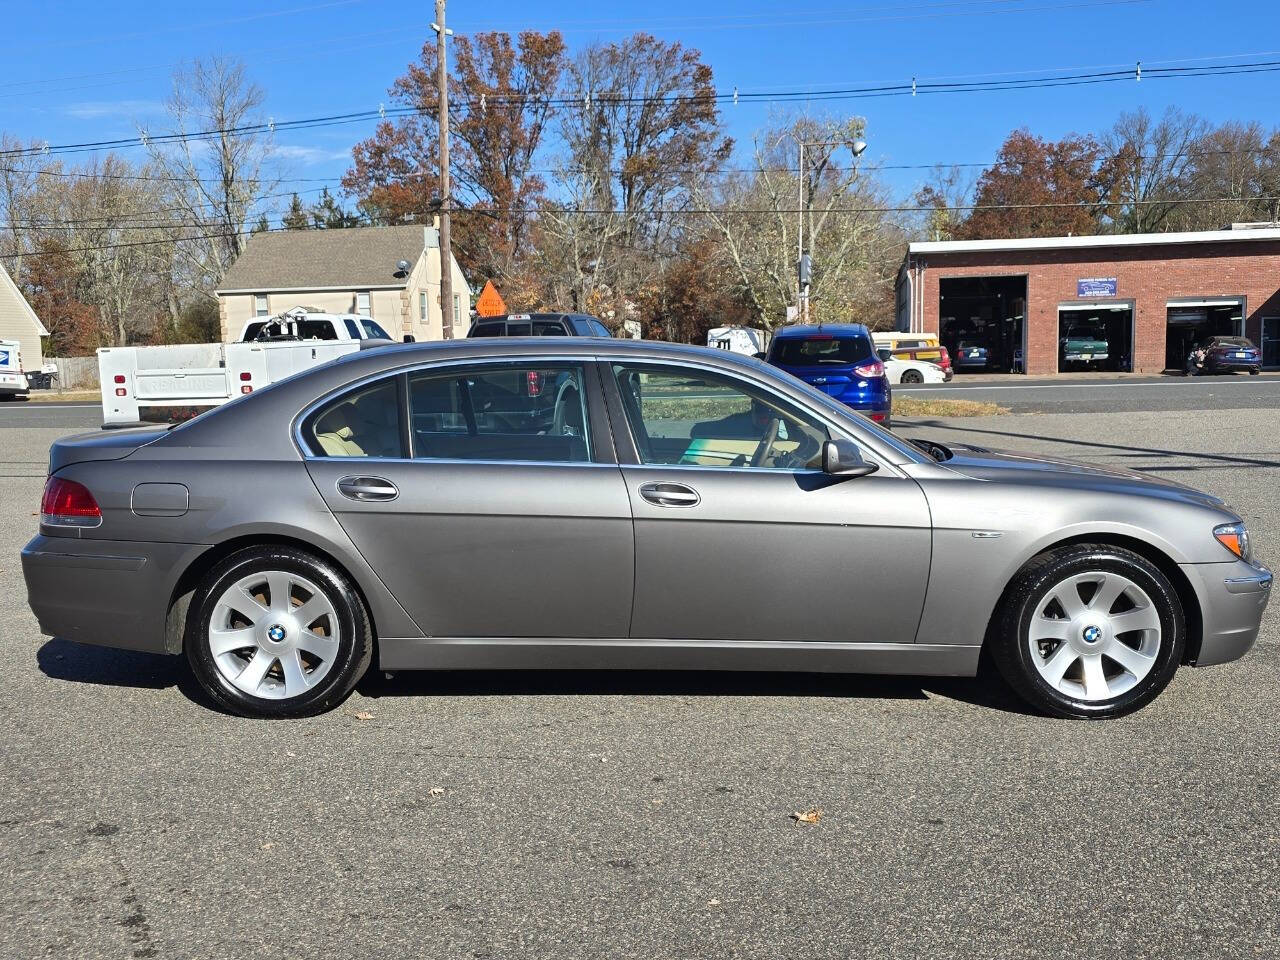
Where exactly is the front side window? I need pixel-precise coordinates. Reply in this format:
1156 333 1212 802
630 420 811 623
613 365 828 470
306 379 404 458
254 293 269 317
409 363 592 463
356 291 371 317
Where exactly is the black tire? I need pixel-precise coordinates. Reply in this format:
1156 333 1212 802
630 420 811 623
185 545 373 718
901 370 924 384
1250 369 1260 375
989 543 1184 719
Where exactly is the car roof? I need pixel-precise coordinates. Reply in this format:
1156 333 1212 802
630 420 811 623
772 323 870 338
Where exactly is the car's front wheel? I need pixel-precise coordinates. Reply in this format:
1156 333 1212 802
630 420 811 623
186 546 372 718
990 544 1184 719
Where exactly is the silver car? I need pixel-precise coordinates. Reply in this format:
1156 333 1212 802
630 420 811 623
21 339 1271 719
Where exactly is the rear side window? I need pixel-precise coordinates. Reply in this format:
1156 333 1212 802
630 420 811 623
770 335 873 366
533 320 568 336
408 364 592 463
306 379 405 458
344 318 363 339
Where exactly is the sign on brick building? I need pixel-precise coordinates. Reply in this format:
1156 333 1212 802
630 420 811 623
1077 277 1118 298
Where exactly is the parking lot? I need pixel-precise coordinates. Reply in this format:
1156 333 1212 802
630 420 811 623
1 396 1277 959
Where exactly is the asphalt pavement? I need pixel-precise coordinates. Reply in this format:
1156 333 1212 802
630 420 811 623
1 398 1278 959
898 371 1280 413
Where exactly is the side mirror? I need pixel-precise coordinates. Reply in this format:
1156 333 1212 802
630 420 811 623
877 348 892 361
822 439 879 477
403 334 416 343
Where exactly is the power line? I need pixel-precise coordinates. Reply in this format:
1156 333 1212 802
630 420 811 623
7 56 1280 161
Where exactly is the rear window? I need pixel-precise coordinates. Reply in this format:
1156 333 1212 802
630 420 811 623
770 335 873 366
470 322 505 337
533 320 568 336
243 319 339 341
1212 337 1252 348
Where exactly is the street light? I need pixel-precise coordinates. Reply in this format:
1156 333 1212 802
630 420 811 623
784 135 868 324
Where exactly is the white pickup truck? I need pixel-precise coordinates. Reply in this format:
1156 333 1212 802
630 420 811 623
97 310 399 426
0 339 30 399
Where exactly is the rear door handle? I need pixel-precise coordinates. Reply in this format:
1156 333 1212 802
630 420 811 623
638 481 700 508
336 476 399 502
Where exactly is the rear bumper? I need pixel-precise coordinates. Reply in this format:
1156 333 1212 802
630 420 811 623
1207 360 1261 372
21 535 208 654
1182 559 1272 666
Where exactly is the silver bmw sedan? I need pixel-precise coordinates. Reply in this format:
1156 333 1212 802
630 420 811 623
21 338 1271 719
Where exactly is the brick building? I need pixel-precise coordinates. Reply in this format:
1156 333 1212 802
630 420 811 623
895 226 1280 375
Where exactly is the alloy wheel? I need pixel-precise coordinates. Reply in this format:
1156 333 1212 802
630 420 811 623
1026 570 1162 702
207 571 342 700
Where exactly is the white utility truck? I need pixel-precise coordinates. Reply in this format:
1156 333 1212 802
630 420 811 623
706 326 769 357
97 309 399 426
0 339 29 399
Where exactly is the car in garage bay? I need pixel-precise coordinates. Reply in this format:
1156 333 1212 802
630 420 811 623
21 338 1271 720
1195 336 1262 375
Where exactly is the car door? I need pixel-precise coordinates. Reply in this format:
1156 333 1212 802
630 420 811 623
604 360 931 644
301 359 634 639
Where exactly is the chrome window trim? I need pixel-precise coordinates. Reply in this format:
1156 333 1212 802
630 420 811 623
291 351 908 474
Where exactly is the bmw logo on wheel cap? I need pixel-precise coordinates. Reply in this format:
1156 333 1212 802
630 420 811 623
1082 625 1102 644
267 624 287 642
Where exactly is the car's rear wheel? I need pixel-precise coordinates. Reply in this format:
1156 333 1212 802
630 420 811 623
990 544 1184 719
901 370 924 384
186 546 372 718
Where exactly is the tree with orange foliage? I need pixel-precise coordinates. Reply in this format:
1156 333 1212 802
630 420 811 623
958 129 1109 240
342 30 566 288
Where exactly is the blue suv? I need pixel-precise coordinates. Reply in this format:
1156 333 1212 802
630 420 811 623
765 324 892 426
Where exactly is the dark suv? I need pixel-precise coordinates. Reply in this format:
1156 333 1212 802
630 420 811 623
468 313 612 338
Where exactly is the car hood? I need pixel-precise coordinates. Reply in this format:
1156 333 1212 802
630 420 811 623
48 426 170 474
935 442 1225 508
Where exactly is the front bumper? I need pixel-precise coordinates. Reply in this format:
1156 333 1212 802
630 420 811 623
22 535 208 654
1182 558 1272 666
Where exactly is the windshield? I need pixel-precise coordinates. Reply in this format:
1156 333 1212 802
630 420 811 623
770 335 873 366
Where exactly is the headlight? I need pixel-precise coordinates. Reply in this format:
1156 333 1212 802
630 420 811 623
1214 521 1252 562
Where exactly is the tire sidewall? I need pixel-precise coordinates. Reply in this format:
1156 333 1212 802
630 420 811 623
1004 548 1184 718
186 547 369 718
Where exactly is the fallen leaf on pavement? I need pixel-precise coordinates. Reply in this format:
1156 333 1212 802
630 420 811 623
260 842 274 850
354 711 375 721
707 899 721 907
430 787 445 796
791 808 823 825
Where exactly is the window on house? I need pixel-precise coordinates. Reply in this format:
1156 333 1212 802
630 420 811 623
453 294 461 326
356 291 371 317
254 294 268 317
419 291 427 322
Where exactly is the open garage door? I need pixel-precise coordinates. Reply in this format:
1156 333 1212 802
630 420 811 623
938 276 1026 374
1165 298 1244 370
1058 303 1133 372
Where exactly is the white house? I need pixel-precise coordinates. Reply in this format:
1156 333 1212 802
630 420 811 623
0 262 48 370
215 223 470 343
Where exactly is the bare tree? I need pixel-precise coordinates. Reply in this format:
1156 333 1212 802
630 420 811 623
1102 106 1208 233
0 134 51 282
145 57 275 309
697 114 902 329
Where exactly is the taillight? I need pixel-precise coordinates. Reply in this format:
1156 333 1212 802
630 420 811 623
853 360 884 378
869 411 888 423
527 371 542 396
239 372 252 381
40 476 102 528
113 375 126 384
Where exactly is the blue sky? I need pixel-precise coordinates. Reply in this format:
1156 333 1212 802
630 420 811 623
5 0 1280 217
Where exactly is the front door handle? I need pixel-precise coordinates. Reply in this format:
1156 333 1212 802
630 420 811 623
638 481 700 508
337 476 399 502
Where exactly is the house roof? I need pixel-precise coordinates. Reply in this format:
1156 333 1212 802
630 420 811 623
907 226 1280 257
217 224 437 292
0 262 49 335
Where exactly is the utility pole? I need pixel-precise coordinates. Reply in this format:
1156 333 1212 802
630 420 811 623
432 0 454 339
